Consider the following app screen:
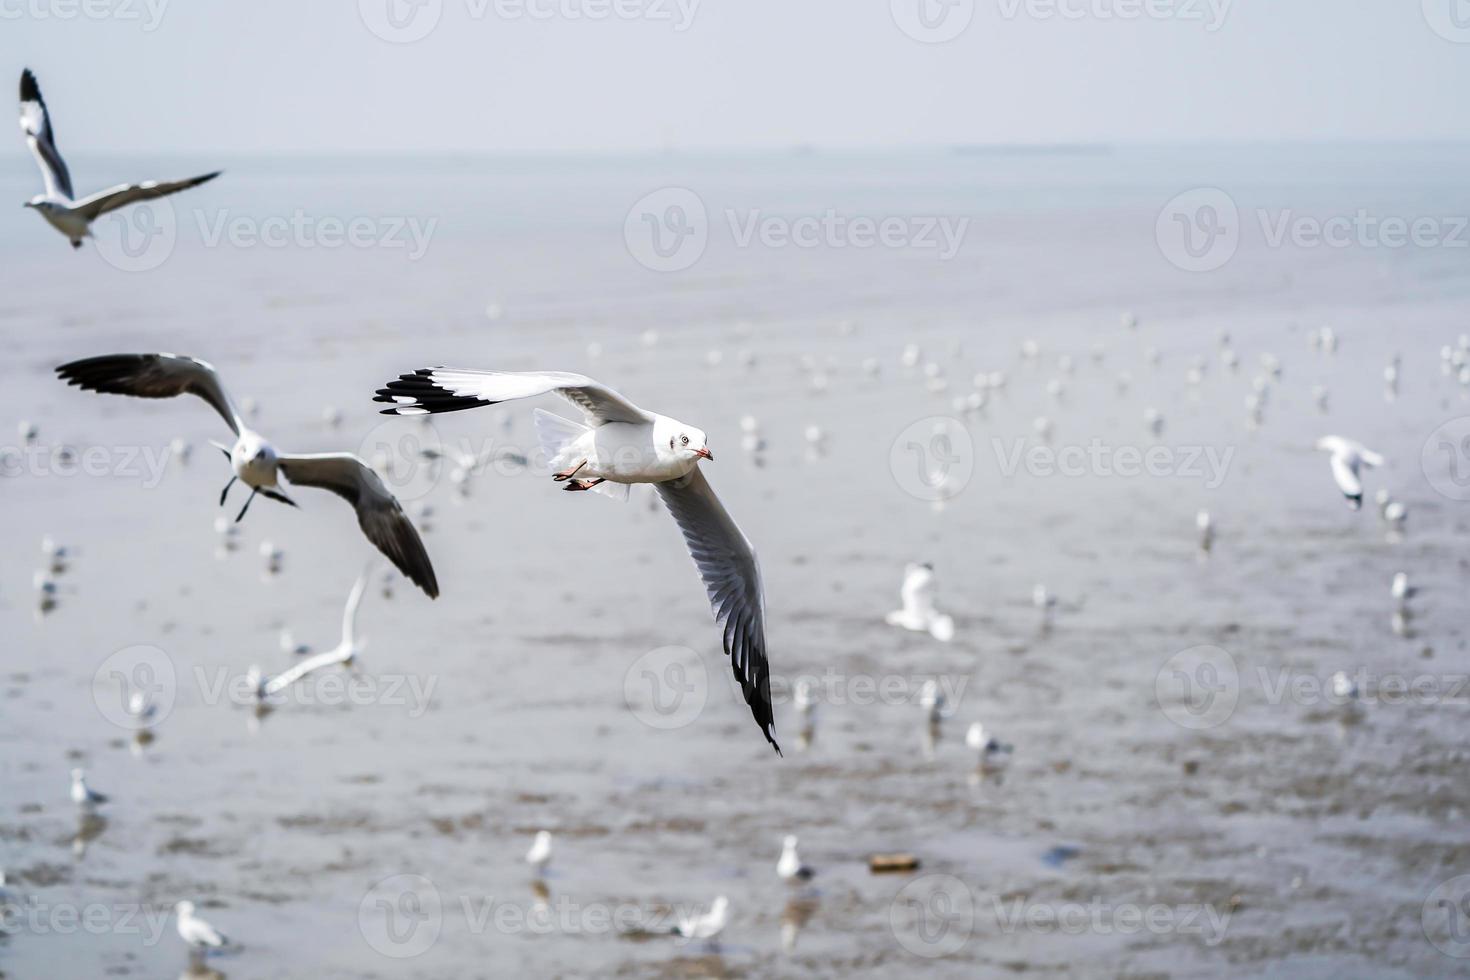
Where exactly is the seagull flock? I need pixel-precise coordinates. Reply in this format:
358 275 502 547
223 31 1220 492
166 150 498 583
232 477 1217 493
13 63 1450 970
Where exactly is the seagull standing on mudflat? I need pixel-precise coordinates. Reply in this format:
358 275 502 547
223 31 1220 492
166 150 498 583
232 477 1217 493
19 69 220 249
174 901 228 951
56 354 438 597
375 367 777 752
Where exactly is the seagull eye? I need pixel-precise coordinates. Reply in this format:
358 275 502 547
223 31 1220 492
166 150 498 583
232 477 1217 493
680 435 689 446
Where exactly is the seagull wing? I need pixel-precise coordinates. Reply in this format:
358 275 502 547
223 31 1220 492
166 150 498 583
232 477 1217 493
72 171 221 221
655 468 778 753
55 353 243 435
341 562 372 645
262 646 352 697
276 453 439 599
19 69 71 200
375 368 650 425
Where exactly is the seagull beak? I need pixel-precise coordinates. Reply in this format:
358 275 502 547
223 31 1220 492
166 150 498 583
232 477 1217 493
695 448 713 462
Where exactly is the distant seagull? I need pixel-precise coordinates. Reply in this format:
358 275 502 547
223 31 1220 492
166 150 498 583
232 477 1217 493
56 354 438 597
279 628 311 657
776 835 815 882
126 690 157 725
1033 584 1058 622
918 679 949 725
672 896 729 943
375 366 777 752
174 901 228 951
526 830 553 873
1144 408 1164 437
966 722 1013 771
252 566 371 702
1391 572 1417 607
793 679 817 725
18 69 220 249
884 563 955 642
17 419 38 444
1196 510 1214 554
70 768 106 807
1315 436 1384 510
1329 671 1359 702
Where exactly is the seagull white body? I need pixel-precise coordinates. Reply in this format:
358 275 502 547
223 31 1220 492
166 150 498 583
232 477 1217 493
1329 671 1359 702
375 367 777 752
1196 510 1214 553
56 354 438 598
1315 436 1384 510
526 830 553 872
126 691 156 724
70 768 106 807
1391 572 1414 605
18 70 221 249
884 563 955 642
175 901 227 949
793 679 817 722
253 567 371 702
777 835 814 881
674 896 729 942
966 721 1013 770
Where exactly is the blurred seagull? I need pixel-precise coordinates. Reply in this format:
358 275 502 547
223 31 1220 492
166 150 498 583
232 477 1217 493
252 566 371 702
1315 436 1384 510
174 901 228 951
672 896 729 943
126 690 157 725
56 354 438 597
18 69 220 249
793 678 817 724
777 836 815 882
1391 572 1416 607
1196 510 1215 554
70 768 106 807
526 830 553 873
884 563 955 642
919 679 950 725
375 366 777 752
966 721 1013 771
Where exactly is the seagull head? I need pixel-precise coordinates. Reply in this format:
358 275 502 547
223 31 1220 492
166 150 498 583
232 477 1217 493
665 423 712 463
70 768 84 783
175 900 195 917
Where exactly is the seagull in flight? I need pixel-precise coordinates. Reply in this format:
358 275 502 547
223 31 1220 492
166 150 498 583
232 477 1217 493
672 896 729 943
56 354 438 597
375 367 777 751
19 69 220 249
1315 436 1384 511
884 563 955 642
250 565 372 702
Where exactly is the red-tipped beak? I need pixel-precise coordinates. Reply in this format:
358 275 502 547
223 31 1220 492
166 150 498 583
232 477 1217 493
695 448 713 461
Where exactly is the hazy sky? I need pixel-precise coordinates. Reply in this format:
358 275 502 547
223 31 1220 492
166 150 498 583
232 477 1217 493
10 1 1470 153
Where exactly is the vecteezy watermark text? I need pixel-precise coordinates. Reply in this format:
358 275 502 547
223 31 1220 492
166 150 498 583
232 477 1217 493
992 438 1235 489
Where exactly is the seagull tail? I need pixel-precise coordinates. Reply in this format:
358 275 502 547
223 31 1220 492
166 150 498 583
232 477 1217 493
532 408 590 470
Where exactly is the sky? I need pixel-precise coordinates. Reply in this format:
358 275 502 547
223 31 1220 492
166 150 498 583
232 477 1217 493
8 1 1470 153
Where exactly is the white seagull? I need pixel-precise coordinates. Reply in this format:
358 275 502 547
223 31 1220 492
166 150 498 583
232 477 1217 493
673 896 729 943
884 563 955 642
525 830 553 873
1196 510 1214 554
375 367 777 751
251 566 372 702
174 901 228 950
70 768 107 807
965 722 1013 771
57 354 438 597
777 835 815 882
19 69 220 250
919 679 949 725
1314 436 1384 511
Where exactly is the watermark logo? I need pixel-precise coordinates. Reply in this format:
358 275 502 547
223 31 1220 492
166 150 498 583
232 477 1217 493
94 200 176 273
890 874 974 957
624 187 708 272
1422 417 1470 501
359 0 443 42
890 0 974 43
358 417 446 502
194 210 436 259
992 438 1234 489
891 416 974 502
359 874 442 957
92 644 176 731
623 645 708 730
995 0 1231 31
1424 874 1470 957
1423 0 1470 44
1156 188 1238 273
1156 644 1238 730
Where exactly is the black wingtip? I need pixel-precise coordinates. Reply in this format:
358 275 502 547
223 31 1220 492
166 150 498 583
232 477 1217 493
373 368 493 416
20 68 39 103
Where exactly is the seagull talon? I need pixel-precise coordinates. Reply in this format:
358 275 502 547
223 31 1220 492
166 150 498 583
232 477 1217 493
218 475 237 505
563 478 604 492
552 459 588 482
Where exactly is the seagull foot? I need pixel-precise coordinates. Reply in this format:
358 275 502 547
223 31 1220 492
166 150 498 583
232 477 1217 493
552 460 587 482
563 478 604 492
